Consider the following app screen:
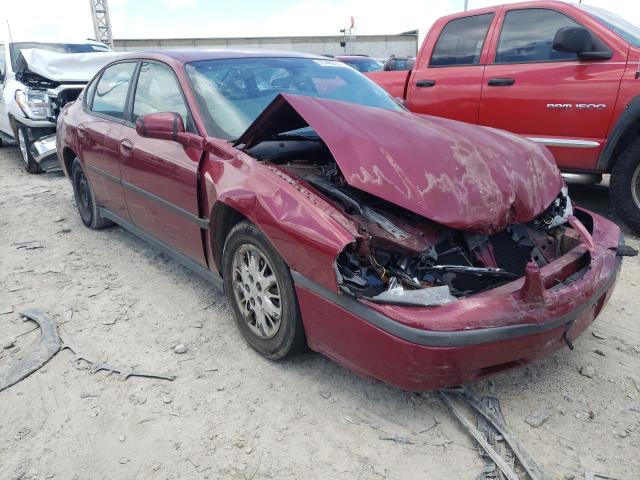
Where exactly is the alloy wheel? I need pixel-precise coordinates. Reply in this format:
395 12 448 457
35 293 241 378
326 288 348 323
231 244 282 339
17 129 29 165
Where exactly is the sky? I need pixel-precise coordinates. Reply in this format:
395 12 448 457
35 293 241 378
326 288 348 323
0 0 638 43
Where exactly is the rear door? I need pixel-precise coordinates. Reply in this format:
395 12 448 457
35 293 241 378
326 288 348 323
406 12 496 123
79 61 137 220
479 7 626 171
119 60 207 265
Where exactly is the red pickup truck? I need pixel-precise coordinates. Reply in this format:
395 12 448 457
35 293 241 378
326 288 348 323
367 1 640 233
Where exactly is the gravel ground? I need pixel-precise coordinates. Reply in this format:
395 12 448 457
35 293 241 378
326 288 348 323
1 145 639 480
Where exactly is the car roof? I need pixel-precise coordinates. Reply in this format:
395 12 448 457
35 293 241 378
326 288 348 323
336 55 375 60
116 49 331 64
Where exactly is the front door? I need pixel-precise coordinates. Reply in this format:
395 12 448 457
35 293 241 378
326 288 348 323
119 61 207 266
406 12 496 124
479 7 626 171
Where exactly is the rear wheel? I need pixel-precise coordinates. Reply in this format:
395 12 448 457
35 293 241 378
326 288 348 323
610 138 640 233
222 221 306 360
71 158 112 229
17 127 43 174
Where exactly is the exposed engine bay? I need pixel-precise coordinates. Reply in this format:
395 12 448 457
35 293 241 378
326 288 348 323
246 133 581 306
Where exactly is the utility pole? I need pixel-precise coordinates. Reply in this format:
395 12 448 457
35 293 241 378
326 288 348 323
89 0 114 49
464 0 469 11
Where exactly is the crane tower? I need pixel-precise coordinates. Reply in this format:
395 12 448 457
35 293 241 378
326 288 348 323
89 0 114 49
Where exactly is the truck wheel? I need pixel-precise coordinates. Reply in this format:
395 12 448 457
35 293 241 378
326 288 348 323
610 138 640 233
17 127 43 174
71 158 113 229
222 221 307 360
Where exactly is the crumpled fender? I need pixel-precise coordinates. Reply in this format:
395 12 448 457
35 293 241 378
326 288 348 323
200 150 358 291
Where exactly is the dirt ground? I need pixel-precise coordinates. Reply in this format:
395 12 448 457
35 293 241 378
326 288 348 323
0 145 639 480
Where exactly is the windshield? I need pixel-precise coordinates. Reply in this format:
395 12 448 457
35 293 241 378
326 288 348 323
578 4 640 48
342 58 383 72
10 42 110 70
185 57 403 139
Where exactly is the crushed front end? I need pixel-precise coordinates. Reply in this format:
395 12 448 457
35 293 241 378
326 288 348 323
292 177 626 389
239 94 631 390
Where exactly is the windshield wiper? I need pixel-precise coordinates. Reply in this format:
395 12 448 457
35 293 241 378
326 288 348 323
266 132 320 141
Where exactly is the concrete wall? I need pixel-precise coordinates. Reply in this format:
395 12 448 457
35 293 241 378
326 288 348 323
113 34 418 58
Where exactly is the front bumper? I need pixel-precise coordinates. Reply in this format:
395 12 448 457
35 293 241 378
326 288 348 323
28 134 60 171
294 208 624 391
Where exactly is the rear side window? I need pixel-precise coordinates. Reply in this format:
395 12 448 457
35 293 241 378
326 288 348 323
91 62 136 119
430 14 494 66
132 62 189 123
496 9 582 63
83 76 98 109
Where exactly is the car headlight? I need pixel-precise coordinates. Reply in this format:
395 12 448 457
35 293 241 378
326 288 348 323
15 90 52 120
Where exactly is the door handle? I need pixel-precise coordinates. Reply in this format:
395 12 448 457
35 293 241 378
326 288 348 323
120 139 133 156
416 79 436 87
487 78 515 86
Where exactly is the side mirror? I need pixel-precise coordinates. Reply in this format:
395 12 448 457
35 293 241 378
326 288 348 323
136 112 185 141
553 27 612 61
553 27 592 54
135 111 204 148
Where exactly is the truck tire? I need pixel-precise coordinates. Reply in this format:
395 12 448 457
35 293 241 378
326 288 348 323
71 158 113 229
222 221 307 360
17 127 43 174
610 137 640 233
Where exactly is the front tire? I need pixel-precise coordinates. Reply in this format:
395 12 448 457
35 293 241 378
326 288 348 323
222 221 306 360
71 158 112 230
610 138 640 233
17 127 43 174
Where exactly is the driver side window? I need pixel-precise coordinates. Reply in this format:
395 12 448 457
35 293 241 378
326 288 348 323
496 9 582 63
132 62 190 127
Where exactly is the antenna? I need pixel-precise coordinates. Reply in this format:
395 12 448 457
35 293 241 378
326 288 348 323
6 20 13 43
89 0 114 48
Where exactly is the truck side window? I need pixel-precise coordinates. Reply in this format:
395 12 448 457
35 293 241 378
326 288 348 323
430 14 494 67
132 62 190 127
91 62 137 120
496 9 582 63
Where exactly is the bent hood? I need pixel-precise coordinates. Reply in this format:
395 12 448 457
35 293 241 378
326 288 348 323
17 49 124 82
238 94 563 233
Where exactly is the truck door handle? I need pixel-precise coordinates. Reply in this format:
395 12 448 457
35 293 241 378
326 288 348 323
487 78 515 86
416 79 436 87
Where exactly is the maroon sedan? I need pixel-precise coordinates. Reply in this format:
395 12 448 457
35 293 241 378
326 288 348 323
56 50 630 390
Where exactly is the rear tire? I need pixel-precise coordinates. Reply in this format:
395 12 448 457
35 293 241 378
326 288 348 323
610 138 640 233
17 127 43 174
71 158 113 230
222 221 306 360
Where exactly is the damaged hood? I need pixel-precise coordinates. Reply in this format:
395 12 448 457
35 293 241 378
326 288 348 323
238 94 563 233
17 49 124 82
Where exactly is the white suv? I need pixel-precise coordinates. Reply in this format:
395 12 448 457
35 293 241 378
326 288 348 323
0 40 115 172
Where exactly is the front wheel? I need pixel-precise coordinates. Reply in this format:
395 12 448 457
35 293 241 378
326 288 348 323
17 127 43 174
222 221 306 360
610 138 640 233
